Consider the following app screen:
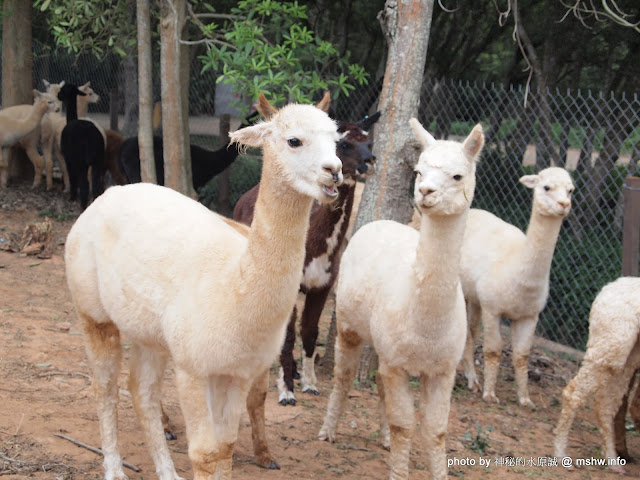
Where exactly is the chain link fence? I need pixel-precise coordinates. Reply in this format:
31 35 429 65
17 47 640 351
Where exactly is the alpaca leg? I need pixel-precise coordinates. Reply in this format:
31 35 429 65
419 371 457 480
378 367 415 480
594 365 635 473
318 329 363 442
376 370 390 449
246 368 280 469
277 308 297 406
511 316 538 407
614 371 636 459
23 145 45 189
91 160 105 201
128 345 183 480
180 371 251 480
481 309 502 403
300 287 331 395
461 300 481 392
160 404 177 440
554 361 603 459
55 146 70 192
629 370 640 437
0 148 7 188
81 316 127 480
79 166 90 210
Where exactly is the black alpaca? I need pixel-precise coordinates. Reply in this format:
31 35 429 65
118 111 259 191
57 83 105 210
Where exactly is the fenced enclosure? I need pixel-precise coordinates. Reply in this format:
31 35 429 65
13 46 640 351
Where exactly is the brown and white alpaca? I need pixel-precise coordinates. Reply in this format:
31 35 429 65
554 277 640 474
0 90 61 188
64 93 342 480
233 112 380 407
319 119 484 480
459 167 574 407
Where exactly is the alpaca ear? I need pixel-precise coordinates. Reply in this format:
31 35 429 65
42 79 51 88
81 81 91 89
357 111 381 131
315 91 331 113
229 121 271 149
409 118 436 149
32 89 41 99
463 123 484 161
520 174 540 189
257 92 278 120
59 80 65 87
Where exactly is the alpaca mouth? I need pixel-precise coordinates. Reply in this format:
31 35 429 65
322 185 339 197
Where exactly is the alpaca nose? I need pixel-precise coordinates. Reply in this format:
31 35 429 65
419 184 435 196
558 199 570 208
323 160 343 185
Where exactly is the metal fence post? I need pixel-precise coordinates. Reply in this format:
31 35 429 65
622 176 640 277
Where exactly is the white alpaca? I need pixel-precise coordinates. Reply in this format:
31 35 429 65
459 167 574 407
0 90 60 188
554 277 640 474
64 94 342 480
319 119 484 480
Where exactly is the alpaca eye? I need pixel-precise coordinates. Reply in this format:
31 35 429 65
544 186 551 191
288 138 302 148
453 174 462 181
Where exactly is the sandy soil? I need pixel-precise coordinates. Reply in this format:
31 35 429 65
1 180 638 479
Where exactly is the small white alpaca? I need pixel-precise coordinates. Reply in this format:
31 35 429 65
64 94 342 480
554 277 640 474
459 167 574 407
0 90 60 188
319 119 484 480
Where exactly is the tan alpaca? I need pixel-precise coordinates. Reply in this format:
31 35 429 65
554 277 640 474
459 167 574 407
0 90 60 188
319 120 484 480
64 94 342 480
5 80 99 190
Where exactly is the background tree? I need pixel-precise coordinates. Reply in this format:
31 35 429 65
2 0 33 182
353 0 435 382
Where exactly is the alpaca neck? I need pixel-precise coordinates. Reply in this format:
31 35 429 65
242 148 313 311
414 211 468 313
7 101 48 143
65 96 78 123
521 209 563 283
77 97 90 118
307 180 356 260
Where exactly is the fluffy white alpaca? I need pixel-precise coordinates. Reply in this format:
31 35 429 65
0 90 61 188
459 167 574 407
64 94 342 480
319 119 484 480
554 277 640 474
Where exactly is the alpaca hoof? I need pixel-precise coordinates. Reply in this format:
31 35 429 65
278 390 296 406
164 430 177 441
318 426 335 443
482 393 500 404
266 461 281 470
302 386 320 396
519 397 536 408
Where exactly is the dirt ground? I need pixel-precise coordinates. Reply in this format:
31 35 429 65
1 180 639 480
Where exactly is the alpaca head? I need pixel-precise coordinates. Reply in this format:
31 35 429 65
78 81 100 104
57 83 87 104
410 119 484 216
42 79 65 98
520 167 574 217
230 93 342 204
33 89 62 113
336 112 380 182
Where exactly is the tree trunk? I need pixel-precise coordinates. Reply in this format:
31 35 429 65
160 0 193 196
122 55 139 138
354 0 434 383
137 0 155 183
2 0 33 183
